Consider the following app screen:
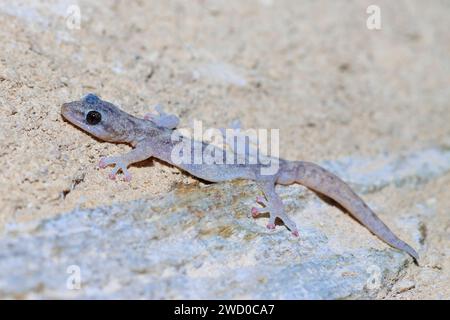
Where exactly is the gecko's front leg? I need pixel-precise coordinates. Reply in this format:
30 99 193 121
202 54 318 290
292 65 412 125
251 181 299 237
99 142 153 181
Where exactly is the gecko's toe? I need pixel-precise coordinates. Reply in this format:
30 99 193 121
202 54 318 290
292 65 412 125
105 161 129 181
251 207 260 218
123 172 132 182
266 223 276 230
256 196 267 205
99 158 107 169
143 113 153 120
292 230 299 237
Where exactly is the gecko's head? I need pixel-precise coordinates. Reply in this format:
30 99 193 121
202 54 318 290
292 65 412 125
61 94 135 143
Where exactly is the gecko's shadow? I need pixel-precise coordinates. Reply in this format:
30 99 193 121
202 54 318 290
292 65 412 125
133 158 155 168
255 191 348 228
314 191 348 213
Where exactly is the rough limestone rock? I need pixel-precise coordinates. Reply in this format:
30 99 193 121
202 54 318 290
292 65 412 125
0 182 408 299
1 147 447 299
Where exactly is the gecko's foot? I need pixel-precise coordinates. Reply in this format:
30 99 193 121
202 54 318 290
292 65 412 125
252 196 299 237
99 157 132 182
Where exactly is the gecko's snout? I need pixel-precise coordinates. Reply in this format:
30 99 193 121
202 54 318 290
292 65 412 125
61 101 78 117
61 102 73 121
61 102 70 116
61 100 85 126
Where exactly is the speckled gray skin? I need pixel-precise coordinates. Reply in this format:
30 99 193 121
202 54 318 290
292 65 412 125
61 94 419 261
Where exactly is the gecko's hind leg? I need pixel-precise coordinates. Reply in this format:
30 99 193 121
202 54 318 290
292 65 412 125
251 182 299 237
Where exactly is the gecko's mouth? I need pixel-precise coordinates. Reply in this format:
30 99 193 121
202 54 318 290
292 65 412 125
61 102 71 117
61 102 83 124
61 102 93 137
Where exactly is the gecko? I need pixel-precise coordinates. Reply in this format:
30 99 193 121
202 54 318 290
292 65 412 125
61 94 419 261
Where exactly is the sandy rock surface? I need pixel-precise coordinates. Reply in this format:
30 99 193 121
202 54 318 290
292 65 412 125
0 0 449 299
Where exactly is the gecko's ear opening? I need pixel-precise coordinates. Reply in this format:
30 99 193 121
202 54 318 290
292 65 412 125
83 93 100 105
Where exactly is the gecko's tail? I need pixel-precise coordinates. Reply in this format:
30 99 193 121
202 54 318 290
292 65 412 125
289 161 419 262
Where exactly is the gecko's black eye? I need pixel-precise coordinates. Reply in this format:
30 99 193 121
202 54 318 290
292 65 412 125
86 110 102 125
84 94 99 105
